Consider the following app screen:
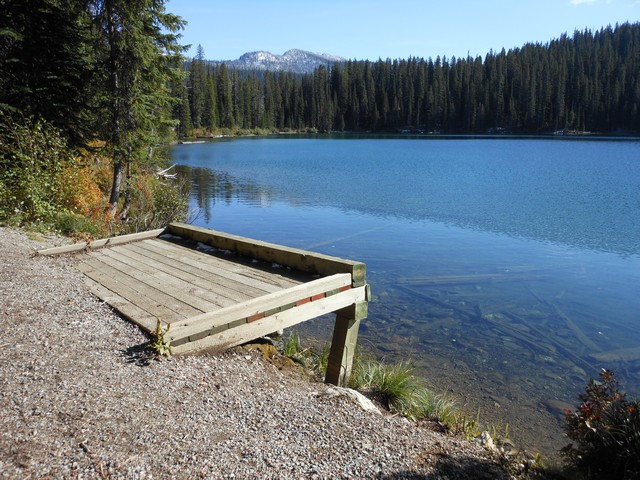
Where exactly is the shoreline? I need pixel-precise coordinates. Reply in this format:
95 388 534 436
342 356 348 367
0 226 531 479
174 129 640 143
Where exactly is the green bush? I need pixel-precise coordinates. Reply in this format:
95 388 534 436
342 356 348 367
52 210 104 237
348 358 458 425
408 388 458 426
563 370 640 479
275 334 460 429
124 174 189 233
0 113 74 225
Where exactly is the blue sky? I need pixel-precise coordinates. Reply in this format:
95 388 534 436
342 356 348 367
166 0 640 61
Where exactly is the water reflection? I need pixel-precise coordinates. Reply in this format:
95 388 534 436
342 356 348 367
179 165 276 222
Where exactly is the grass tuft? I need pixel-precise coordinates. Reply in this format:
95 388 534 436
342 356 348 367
280 330 303 358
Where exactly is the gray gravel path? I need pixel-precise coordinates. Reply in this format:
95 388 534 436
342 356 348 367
0 227 515 479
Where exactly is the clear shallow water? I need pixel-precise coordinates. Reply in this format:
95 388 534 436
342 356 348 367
173 135 640 454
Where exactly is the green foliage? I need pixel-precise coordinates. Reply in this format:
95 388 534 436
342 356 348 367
280 330 304 358
149 320 171 356
348 359 420 413
275 334 464 431
457 409 482 441
0 0 97 145
52 210 105 237
124 174 189 233
563 370 640 479
0 114 73 225
0 111 188 237
348 358 458 427
409 388 458 426
0 0 190 227
315 343 330 377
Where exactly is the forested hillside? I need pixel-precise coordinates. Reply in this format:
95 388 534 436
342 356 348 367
180 23 640 135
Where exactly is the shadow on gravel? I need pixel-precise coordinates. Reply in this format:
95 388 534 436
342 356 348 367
378 454 512 480
122 343 155 366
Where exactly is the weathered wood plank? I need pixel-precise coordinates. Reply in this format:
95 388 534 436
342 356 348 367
147 238 304 289
553 304 601 353
77 259 195 322
325 301 368 386
169 273 353 343
93 249 226 313
108 245 258 305
167 222 366 286
124 241 287 297
83 278 159 333
36 228 165 256
171 284 366 355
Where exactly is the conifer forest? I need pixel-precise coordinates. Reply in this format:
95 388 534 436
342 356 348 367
179 23 640 136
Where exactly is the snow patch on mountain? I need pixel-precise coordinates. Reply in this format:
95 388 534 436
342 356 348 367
211 49 346 74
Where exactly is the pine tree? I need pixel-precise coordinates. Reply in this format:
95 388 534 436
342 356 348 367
189 45 207 129
202 74 218 132
91 0 186 217
0 0 96 144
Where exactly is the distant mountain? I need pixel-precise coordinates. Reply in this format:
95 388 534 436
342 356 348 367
210 49 346 74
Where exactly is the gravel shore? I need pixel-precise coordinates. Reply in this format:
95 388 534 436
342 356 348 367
0 227 518 479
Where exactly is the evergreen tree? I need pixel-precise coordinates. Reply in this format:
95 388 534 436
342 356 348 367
202 74 218 132
90 0 186 217
0 0 96 144
188 44 207 129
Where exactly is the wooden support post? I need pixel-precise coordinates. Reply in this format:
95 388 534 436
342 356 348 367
325 300 368 386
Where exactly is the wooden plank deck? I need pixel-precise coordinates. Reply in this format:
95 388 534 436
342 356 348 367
37 223 370 385
76 236 312 330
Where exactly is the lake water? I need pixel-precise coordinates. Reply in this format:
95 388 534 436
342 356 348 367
172 135 640 455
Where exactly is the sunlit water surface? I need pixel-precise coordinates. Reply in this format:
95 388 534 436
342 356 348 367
172 135 640 455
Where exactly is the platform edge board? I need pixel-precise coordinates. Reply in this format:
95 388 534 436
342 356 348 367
168 273 353 344
171 285 367 355
167 222 366 287
36 228 166 256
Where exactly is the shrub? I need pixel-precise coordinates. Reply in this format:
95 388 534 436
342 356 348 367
0 113 114 236
53 210 104 238
563 370 640 479
0 113 74 224
124 173 189 233
409 388 458 426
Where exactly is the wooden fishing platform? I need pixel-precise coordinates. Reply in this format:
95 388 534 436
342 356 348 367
38 222 370 385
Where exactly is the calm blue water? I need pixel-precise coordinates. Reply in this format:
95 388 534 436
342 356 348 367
173 135 640 453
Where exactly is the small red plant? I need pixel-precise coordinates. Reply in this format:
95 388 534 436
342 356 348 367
563 370 640 479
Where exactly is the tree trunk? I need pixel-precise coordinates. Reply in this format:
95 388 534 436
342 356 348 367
118 153 132 220
108 158 123 217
